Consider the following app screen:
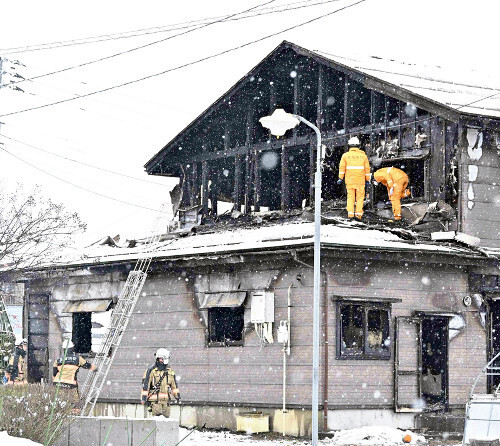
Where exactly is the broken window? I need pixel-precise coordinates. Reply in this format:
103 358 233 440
337 302 391 359
208 307 244 346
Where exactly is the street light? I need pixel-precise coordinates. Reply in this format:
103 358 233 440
259 108 322 446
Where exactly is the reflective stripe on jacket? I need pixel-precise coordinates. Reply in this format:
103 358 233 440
338 147 371 185
52 351 92 388
373 167 408 188
6 347 27 384
141 365 179 403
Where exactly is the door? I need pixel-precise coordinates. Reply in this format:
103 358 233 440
27 293 50 382
487 299 500 393
420 316 449 411
394 317 422 412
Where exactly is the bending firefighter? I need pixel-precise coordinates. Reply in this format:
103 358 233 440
373 166 411 221
141 348 180 418
53 339 97 401
5 337 28 385
337 136 371 219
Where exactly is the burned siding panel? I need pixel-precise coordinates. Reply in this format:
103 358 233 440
461 128 500 247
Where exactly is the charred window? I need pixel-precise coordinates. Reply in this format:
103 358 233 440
349 80 371 128
337 302 391 359
323 68 345 132
259 149 281 211
72 312 91 354
208 307 244 346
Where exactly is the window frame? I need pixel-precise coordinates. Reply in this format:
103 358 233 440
336 300 392 360
207 306 245 347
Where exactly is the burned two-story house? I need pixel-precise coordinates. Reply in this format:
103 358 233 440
19 41 500 435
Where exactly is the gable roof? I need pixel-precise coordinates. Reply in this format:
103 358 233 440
145 40 500 173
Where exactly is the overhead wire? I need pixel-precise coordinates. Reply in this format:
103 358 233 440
0 0 341 55
0 0 278 89
0 0 368 118
0 134 170 186
0 145 169 213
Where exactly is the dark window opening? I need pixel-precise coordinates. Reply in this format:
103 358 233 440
350 80 371 128
288 148 310 208
259 149 281 211
208 307 244 346
72 312 92 354
372 92 385 124
323 69 345 132
337 302 391 359
386 97 400 125
208 158 235 216
322 145 345 201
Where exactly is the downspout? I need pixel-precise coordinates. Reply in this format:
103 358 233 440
290 250 329 431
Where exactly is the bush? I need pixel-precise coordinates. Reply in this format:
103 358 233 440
0 383 76 444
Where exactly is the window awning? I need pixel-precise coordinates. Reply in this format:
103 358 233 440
63 299 112 313
332 296 402 304
200 291 247 309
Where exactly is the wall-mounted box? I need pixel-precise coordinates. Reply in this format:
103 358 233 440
250 291 274 323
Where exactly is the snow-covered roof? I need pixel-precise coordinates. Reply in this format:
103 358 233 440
39 221 484 270
308 45 500 119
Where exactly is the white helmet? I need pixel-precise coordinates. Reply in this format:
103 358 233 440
348 136 360 146
62 339 74 350
156 348 170 363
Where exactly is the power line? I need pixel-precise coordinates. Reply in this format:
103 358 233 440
0 0 368 118
0 0 340 55
0 0 277 90
0 133 170 186
0 145 169 213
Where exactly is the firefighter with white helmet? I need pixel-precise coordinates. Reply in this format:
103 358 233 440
141 348 180 417
337 136 371 219
5 336 28 385
52 339 97 401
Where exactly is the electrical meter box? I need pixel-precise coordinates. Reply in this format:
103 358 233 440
250 291 274 323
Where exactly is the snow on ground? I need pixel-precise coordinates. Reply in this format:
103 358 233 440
177 426 441 446
0 431 42 445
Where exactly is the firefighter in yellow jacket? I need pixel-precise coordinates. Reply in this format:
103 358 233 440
141 348 180 418
337 136 371 219
373 166 411 221
5 337 28 385
53 339 97 401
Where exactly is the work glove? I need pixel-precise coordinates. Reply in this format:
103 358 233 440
336 179 343 185
373 180 378 186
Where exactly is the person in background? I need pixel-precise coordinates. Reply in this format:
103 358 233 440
5 337 28 385
373 166 411 221
141 348 180 418
337 136 371 220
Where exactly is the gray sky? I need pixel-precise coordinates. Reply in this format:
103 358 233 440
0 0 498 245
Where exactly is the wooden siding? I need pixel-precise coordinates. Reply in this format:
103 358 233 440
88 260 482 410
462 139 500 248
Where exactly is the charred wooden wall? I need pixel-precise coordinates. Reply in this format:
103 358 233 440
461 125 500 248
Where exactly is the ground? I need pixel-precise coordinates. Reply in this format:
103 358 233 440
177 428 463 446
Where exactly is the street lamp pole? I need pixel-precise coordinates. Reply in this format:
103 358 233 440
259 109 322 446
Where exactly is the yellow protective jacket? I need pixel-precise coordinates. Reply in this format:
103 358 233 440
6 347 27 385
141 365 179 403
53 350 92 389
373 167 408 188
338 147 371 185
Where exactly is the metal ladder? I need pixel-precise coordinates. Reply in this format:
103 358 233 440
79 203 171 416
